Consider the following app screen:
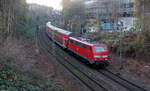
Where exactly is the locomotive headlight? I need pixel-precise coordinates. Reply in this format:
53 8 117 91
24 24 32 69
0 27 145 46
94 56 108 58
94 56 102 58
102 56 108 58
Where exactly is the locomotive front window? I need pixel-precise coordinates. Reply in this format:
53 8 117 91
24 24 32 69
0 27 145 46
94 47 107 52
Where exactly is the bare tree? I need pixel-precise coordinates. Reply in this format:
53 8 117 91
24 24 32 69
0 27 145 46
0 0 27 44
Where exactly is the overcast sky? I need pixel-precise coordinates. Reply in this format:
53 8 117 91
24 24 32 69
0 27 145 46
26 0 62 10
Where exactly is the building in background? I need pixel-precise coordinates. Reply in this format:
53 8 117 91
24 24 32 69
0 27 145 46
136 0 150 30
119 0 136 30
84 0 136 31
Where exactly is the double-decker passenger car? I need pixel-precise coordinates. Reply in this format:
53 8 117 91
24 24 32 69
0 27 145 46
46 22 110 67
46 22 72 48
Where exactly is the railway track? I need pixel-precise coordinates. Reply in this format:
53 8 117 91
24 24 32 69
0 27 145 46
98 69 147 91
37 29 108 91
37 29 149 91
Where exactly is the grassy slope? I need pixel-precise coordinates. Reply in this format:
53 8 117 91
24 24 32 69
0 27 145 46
0 56 62 91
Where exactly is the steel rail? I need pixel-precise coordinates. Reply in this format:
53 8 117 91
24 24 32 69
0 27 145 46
39 29 148 91
38 30 107 91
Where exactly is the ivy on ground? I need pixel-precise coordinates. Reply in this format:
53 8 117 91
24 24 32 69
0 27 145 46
0 57 63 91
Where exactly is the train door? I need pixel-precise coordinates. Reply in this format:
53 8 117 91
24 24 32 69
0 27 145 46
63 37 68 48
87 46 92 59
83 45 90 59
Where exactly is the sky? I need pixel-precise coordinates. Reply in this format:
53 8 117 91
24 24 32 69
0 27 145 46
26 0 62 10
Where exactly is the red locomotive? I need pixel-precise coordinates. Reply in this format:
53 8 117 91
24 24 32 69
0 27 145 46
46 22 110 67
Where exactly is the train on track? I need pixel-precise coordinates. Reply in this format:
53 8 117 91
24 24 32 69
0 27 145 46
46 22 110 67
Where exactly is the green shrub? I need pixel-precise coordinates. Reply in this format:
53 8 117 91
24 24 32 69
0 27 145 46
0 56 63 91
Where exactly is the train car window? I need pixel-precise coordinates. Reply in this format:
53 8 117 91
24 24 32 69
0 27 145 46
94 46 107 52
79 42 83 47
85 45 88 49
81 44 84 48
74 41 80 47
76 41 80 46
82 44 86 48
70 40 88 49
70 40 75 44
71 40 77 45
78 42 86 49
74 41 77 44
77 42 81 46
79 43 87 49
70 40 73 43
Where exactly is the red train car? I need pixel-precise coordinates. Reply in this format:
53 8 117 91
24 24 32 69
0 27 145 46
68 37 110 65
46 22 72 48
46 22 110 66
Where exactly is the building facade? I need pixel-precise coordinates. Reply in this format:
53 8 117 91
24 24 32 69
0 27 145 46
84 0 136 30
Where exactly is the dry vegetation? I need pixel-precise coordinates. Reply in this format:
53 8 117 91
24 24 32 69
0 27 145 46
0 37 62 90
0 37 88 91
111 54 150 85
85 27 150 85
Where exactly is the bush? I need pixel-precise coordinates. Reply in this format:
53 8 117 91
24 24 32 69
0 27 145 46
0 56 63 91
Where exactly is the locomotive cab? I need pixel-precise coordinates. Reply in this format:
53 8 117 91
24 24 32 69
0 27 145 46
91 45 110 66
